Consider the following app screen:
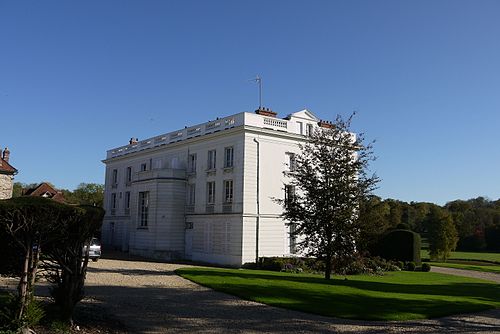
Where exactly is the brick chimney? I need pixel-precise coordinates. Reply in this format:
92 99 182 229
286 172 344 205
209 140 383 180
2 147 10 162
129 137 138 145
318 120 334 129
255 107 277 118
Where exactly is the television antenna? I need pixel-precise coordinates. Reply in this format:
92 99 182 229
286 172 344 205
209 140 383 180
249 75 262 109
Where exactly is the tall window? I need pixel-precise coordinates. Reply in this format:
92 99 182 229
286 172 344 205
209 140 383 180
289 223 297 254
141 163 147 172
286 153 296 172
188 154 197 173
207 150 216 170
297 121 304 135
111 193 117 209
224 180 233 203
306 123 313 137
126 167 132 184
125 191 131 210
112 169 118 186
206 181 215 204
224 147 234 168
187 184 196 205
285 185 296 208
138 191 149 227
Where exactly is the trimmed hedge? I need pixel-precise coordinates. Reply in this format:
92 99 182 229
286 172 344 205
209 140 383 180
375 229 421 264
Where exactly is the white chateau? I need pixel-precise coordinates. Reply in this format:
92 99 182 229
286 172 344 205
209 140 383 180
102 108 333 266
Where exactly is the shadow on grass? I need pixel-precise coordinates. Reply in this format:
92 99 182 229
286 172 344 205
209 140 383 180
175 268 500 321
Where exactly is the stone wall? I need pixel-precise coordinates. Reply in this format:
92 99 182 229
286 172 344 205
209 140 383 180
0 174 13 199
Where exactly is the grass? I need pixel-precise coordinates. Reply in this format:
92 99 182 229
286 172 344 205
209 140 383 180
421 250 500 263
176 267 500 321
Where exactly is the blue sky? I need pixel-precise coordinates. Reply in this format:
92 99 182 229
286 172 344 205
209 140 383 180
1 1 499 205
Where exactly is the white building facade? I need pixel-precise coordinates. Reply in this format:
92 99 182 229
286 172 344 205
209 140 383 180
102 108 329 266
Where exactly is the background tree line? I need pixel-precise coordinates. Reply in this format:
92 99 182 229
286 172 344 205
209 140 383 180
359 195 500 254
12 182 104 207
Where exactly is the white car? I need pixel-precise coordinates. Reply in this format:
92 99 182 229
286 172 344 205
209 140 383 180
84 237 101 262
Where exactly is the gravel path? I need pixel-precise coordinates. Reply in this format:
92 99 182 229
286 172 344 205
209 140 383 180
80 256 500 334
2 256 499 333
431 266 500 283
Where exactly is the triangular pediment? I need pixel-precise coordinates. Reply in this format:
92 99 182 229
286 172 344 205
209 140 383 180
286 109 320 122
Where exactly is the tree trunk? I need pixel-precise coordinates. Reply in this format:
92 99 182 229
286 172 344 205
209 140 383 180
17 245 31 320
324 256 332 280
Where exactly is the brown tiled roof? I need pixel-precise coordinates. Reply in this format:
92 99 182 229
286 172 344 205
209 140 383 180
0 158 17 175
23 182 66 203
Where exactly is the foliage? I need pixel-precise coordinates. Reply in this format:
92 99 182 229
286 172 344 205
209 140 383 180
375 229 421 264
405 262 416 271
276 113 379 279
12 182 104 208
0 293 44 332
42 205 105 322
0 197 72 326
421 263 431 272
426 207 458 261
176 267 500 321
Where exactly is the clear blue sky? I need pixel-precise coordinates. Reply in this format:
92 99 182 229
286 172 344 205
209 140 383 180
1 1 499 205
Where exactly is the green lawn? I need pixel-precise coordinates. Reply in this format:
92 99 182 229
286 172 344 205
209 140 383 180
421 250 500 263
176 267 500 321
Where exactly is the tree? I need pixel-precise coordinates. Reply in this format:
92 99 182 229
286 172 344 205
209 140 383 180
42 205 104 322
277 114 379 279
0 197 71 328
71 183 104 207
426 206 458 261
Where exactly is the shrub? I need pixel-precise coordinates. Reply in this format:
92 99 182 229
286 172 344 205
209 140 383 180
375 229 421 264
405 262 416 271
421 263 431 272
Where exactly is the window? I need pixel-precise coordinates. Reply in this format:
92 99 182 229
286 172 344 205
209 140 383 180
306 123 314 137
126 167 132 184
224 147 234 168
285 185 296 208
207 150 216 170
111 193 117 209
224 180 233 203
188 154 197 173
125 191 131 209
187 184 196 205
289 223 297 254
297 121 304 135
138 191 149 227
141 163 147 172
286 153 296 172
206 181 215 204
112 169 118 187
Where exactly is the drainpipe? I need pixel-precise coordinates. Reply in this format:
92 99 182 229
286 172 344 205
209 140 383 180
253 138 260 264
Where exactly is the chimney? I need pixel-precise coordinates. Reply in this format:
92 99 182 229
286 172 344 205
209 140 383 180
2 147 10 162
318 120 334 129
129 137 138 145
255 107 277 118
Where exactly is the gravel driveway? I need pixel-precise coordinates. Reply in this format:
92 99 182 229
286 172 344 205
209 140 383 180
78 254 500 334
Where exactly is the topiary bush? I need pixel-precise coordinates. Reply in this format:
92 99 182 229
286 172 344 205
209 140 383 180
421 263 431 272
374 229 421 264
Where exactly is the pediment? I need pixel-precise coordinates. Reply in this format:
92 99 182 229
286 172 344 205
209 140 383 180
287 109 320 122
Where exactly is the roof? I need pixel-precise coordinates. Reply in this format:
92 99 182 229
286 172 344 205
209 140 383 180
23 182 66 203
0 158 17 175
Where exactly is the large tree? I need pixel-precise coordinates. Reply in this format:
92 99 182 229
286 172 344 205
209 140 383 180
278 114 379 279
426 206 458 261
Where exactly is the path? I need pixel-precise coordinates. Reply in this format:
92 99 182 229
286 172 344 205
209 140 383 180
2 256 499 333
431 266 500 283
